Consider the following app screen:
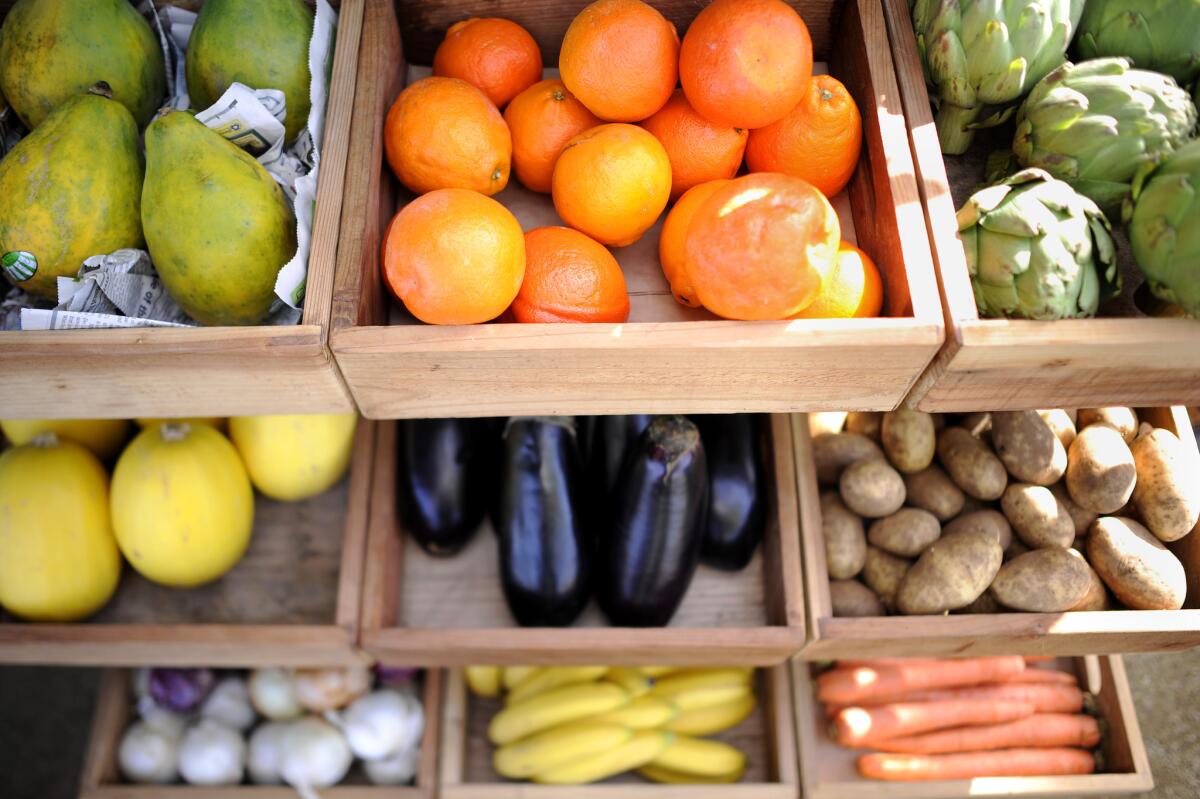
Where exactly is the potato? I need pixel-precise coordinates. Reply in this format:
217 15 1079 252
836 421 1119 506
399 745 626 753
954 590 1004 615
1078 407 1138 443
1066 425 1137 514
868 508 941 557
863 546 911 610
812 432 883 485
1087 517 1187 610
1069 560 1111 612
990 548 1091 612
958 494 991 517
1001 483 1076 549
1132 428 1200 542
845 412 882 441
1038 409 1077 449
881 410 936 474
961 412 992 436
895 530 1003 615
821 491 866 580
810 412 849 437
840 458 906 518
990 410 1068 485
830 579 885 617
944 509 1012 551
1049 482 1097 539
937 427 1008 500
1006 538 1030 559
903 466 965 521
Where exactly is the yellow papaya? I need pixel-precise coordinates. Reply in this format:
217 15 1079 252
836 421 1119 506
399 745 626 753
228 413 357 501
0 418 130 461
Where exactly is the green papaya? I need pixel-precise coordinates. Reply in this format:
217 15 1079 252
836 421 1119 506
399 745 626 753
0 0 165 130
142 110 297 326
186 0 314 143
0 85 144 300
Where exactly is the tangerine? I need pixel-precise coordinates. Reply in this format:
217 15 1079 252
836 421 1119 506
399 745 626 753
791 242 883 319
658 179 732 307
432 18 543 109
641 89 748 200
512 226 630 323
504 79 601 194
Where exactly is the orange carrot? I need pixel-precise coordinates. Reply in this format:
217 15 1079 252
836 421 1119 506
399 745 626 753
1003 668 1078 685
1024 656 1054 663
857 747 1097 781
833 700 1035 747
869 713 1102 754
816 657 1026 704
824 682 1085 717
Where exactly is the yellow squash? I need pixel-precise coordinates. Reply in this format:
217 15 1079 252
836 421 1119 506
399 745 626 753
111 423 254 587
228 414 358 501
1 418 130 461
0 436 120 621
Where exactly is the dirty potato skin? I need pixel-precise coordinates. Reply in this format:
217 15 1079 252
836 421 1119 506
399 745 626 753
845 412 883 441
840 458 906 518
1038 409 1077 449
1001 483 1076 549
895 530 1003 615
867 508 941 558
943 509 1012 551
812 432 883 485
830 579 885 617
1049 481 1097 539
881 410 937 474
1132 428 1200 543
954 590 1004 614
991 411 1068 485
1066 425 1137 514
903 465 965 521
1069 560 1111 611
821 491 866 580
1087 517 1187 610
990 547 1091 612
863 546 911 610
1078 408 1139 443
937 427 1008 501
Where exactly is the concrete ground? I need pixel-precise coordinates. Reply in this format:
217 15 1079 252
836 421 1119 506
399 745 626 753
1 654 1197 798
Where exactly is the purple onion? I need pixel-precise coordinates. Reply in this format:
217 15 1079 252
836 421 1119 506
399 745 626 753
148 667 215 712
374 665 419 686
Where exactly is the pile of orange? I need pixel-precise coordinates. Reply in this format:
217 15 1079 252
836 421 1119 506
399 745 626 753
380 0 877 326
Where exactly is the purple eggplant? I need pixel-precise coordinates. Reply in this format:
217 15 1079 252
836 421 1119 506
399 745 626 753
588 415 654 500
694 414 768 570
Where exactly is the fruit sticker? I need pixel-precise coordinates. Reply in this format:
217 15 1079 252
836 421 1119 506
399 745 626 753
1 251 36 283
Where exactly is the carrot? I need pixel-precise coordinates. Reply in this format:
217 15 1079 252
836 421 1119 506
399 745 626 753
1024 656 1055 663
1003 668 1078 685
833 700 1035 747
823 682 1085 717
816 656 1026 704
869 713 1102 754
857 747 1097 781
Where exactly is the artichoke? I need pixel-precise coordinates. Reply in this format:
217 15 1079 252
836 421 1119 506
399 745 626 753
1076 0 1200 87
1013 58 1198 214
910 0 1085 155
958 168 1119 319
1126 139 1200 317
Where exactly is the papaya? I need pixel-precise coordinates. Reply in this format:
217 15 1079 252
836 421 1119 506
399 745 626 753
0 86 144 300
1 418 130 461
142 110 297 326
111 422 254 588
186 0 315 143
0 0 165 130
0 435 121 622
228 413 358 501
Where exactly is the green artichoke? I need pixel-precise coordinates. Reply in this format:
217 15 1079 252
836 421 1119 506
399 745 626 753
959 168 1119 319
1076 0 1200 87
1126 139 1200 317
910 0 1085 155
1013 58 1197 214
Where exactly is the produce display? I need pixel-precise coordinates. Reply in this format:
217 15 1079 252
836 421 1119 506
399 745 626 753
814 657 1103 781
396 414 768 628
815 408 1198 616
465 665 757 784
0 413 357 621
380 0 880 326
116 666 424 788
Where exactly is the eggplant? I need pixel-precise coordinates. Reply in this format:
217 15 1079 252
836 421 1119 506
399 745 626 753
396 418 496 556
693 414 768 571
598 415 707 627
493 417 590 627
587 414 653 500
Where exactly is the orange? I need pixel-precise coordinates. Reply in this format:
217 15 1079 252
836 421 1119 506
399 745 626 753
432 18 544 109
684 173 840 320
746 75 863 198
381 189 525 325
504 79 602 194
512 226 630 323
552 123 672 247
384 76 511 196
679 0 813 129
791 242 883 319
641 89 749 200
559 0 679 122
658 179 732 307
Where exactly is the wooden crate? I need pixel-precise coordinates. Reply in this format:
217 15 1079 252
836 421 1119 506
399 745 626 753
878 0 1200 412
792 656 1153 799
359 415 806 666
77 669 442 799
793 408 1200 659
0 421 376 667
327 0 945 419
439 667 798 799
0 0 362 419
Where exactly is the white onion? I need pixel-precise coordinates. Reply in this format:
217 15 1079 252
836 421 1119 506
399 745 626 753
136 694 187 740
118 720 179 784
248 668 303 721
364 745 420 785
247 722 290 785
293 666 371 712
202 676 256 730
279 717 353 799
328 688 425 761
178 719 246 785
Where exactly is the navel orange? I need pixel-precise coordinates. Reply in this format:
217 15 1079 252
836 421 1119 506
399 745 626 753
641 89 748 200
658 179 732 307
504 79 601 194
432 17 543 109
791 242 883 319
512 226 630 323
